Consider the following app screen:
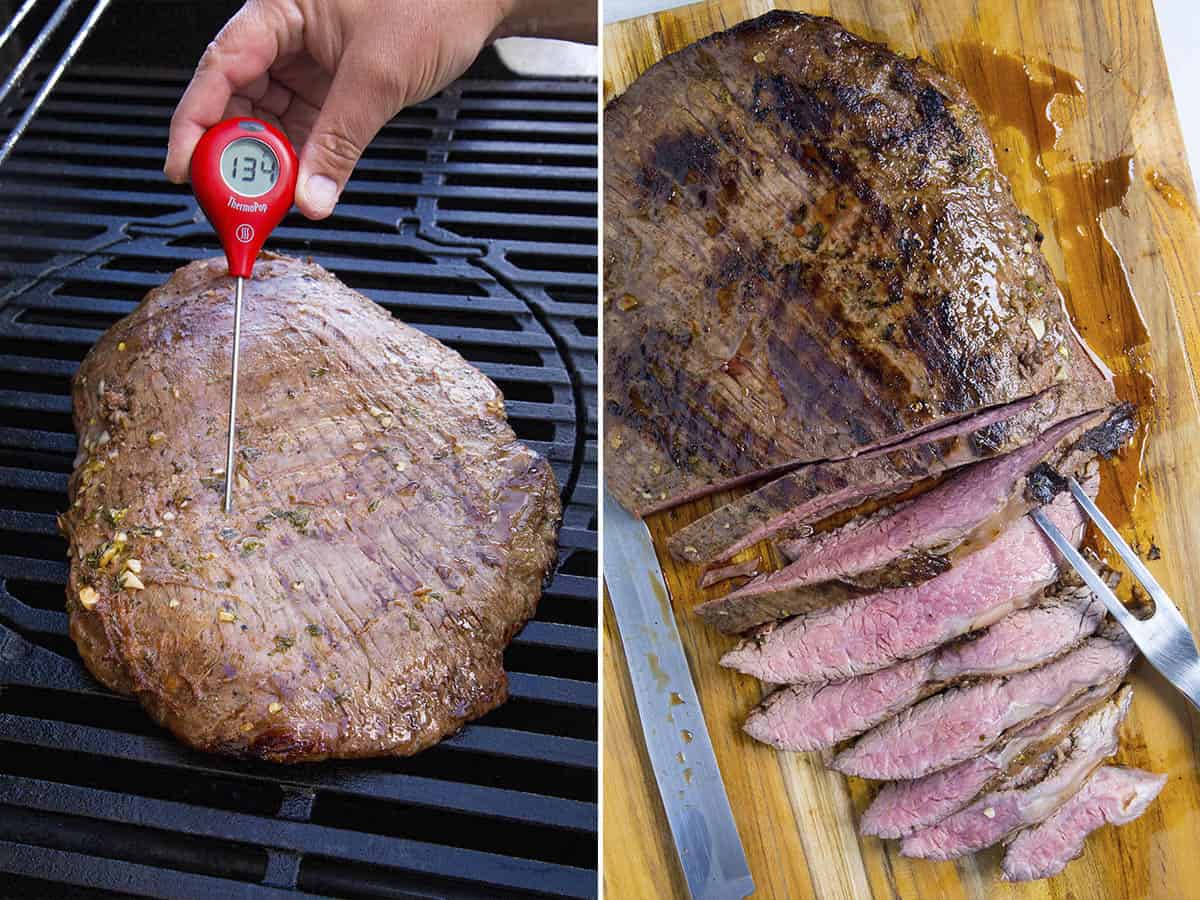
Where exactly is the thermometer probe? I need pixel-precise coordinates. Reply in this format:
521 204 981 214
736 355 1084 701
189 118 298 513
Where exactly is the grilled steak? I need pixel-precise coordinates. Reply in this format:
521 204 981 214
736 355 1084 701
697 402 1130 636
742 581 1105 751
698 557 760 588
604 10 1113 516
745 655 932 752
1001 765 1166 881
668 378 1109 567
859 679 1121 839
720 481 1093 682
61 255 561 762
669 393 1042 564
754 410 1107 592
832 626 1135 780
930 581 1105 681
899 686 1131 859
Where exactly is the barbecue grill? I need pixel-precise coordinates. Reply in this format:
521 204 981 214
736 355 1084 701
0 3 598 897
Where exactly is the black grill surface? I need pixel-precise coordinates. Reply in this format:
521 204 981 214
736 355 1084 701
0 57 597 900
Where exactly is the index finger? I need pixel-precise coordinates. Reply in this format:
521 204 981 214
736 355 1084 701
164 3 286 183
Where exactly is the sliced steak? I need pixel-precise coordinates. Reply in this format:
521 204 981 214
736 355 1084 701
742 581 1105 751
859 678 1121 838
61 255 561 762
832 626 1135 780
669 376 1112 569
899 686 1132 859
699 558 760 589
669 393 1042 562
744 655 933 752
720 481 1093 682
702 401 1130 632
604 10 1112 516
930 581 1106 681
769 409 1108 589
1001 766 1166 881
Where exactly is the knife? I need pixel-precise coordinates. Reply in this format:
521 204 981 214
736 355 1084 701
1033 477 1200 711
604 491 754 900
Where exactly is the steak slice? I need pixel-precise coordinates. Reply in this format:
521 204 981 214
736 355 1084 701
744 655 933 752
719 481 1093 682
762 408 1110 591
605 10 1113 516
899 686 1132 859
859 678 1121 838
61 255 561 762
697 401 1130 636
832 626 1135 780
930 581 1106 681
1001 765 1166 881
742 581 1105 751
698 557 761 589
669 382 1099 567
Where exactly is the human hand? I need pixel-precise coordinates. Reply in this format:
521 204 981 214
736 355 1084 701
165 0 593 220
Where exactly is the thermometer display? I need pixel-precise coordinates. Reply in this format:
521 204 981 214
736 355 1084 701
219 137 279 197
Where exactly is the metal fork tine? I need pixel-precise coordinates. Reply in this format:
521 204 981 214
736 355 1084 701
1030 508 1145 635
1034 493 1200 713
1067 477 1176 614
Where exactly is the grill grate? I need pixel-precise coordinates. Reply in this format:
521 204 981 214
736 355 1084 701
0 57 597 900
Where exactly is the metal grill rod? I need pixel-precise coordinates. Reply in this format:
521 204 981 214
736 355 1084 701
0 0 111 167
0 0 75 110
0 0 41 53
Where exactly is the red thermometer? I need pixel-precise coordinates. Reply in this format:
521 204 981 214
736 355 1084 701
190 118 298 513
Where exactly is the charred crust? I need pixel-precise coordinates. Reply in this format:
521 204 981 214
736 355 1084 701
1027 462 1069 505
1074 403 1137 458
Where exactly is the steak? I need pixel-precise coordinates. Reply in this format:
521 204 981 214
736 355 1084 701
669 393 1043 563
859 678 1121 838
61 255 561 762
744 655 932 752
719 481 1093 682
741 580 1105 752
1001 765 1166 881
929 581 1106 681
759 409 1108 592
832 626 1136 780
698 557 760 589
604 10 1113 516
899 686 1131 859
669 378 1106 567
696 400 1130 636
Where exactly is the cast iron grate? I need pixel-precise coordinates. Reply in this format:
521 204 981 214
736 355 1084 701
0 60 598 900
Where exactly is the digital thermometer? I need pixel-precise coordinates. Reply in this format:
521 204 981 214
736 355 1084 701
189 118 298 513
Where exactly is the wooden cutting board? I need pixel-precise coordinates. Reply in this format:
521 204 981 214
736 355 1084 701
602 1 1200 898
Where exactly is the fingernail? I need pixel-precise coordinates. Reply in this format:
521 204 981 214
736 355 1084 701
303 174 338 215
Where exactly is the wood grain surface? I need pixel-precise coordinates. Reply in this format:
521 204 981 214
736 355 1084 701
601 2 1200 898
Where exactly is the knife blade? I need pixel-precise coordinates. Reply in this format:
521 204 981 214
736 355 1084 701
603 491 754 900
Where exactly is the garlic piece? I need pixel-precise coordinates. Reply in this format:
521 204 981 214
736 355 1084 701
119 571 145 591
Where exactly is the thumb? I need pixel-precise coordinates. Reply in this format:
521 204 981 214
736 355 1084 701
295 57 400 219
